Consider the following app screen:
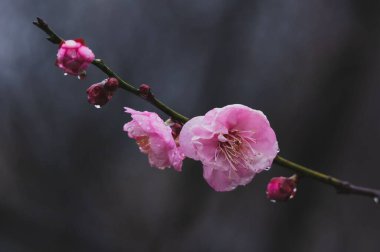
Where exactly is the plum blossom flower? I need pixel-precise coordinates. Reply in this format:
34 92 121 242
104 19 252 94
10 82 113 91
266 176 297 202
123 108 184 171
56 39 95 77
179 104 279 191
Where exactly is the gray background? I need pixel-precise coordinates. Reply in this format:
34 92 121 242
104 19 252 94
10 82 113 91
1 0 379 251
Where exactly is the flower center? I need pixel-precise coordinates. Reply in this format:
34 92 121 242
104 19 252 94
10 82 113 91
216 130 257 171
136 136 150 153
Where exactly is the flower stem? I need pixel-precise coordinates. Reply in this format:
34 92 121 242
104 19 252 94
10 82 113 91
91 59 189 123
274 156 380 200
33 17 380 201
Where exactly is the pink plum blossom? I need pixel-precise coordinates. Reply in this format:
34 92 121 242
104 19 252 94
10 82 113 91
56 39 95 77
266 176 297 202
123 108 184 171
179 104 279 191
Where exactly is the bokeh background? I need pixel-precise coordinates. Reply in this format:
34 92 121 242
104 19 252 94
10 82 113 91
1 1 380 251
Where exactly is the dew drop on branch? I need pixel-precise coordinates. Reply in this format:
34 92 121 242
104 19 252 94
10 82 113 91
64 72 68 76
94 105 101 109
270 200 276 203
374 197 379 204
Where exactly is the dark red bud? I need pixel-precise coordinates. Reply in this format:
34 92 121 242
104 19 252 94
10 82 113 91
266 175 297 202
139 84 152 99
170 122 183 139
104 77 119 92
86 83 111 107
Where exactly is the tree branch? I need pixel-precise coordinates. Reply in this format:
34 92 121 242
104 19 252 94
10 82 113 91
33 17 380 202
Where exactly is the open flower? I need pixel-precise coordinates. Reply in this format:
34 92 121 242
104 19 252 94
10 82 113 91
123 108 184 171
56 39 95 77
179 104 278 191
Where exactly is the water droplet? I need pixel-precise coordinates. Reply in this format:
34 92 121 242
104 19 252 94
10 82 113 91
374 197 379 204
64 72 68 76
94 105 101 109
77 73 86 80
270 200 276 203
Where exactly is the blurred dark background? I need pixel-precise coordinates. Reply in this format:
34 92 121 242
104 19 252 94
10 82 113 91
1 0 380 251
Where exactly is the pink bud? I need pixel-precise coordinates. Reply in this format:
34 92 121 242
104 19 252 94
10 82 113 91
104 77 119 92
56 39 95 77
266 176 297 202
86 82 111 107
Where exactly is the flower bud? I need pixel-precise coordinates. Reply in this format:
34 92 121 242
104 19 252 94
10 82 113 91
86 82 111 107
266 175 297 202
104 77 119 92
86 78 120 107
139 84 152 99
170 122 183 139
56 39 95 77
165 119 183 139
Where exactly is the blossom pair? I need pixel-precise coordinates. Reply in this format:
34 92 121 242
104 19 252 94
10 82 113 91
124 104 279 192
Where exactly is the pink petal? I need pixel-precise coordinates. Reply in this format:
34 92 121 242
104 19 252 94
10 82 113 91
203 163 256 191
178 116 205 160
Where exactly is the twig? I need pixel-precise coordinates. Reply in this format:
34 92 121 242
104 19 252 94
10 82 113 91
274 156 380 201
33 17 380 202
